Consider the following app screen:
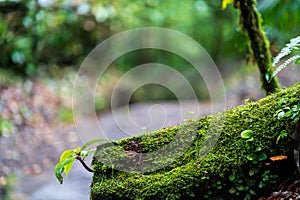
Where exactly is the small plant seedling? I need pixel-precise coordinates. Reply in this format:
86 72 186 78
54 138 109 184
241 130 254 139
276 130 288 144
240 130 267 163
276 103 300 124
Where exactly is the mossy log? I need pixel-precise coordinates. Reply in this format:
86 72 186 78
90 82 300 200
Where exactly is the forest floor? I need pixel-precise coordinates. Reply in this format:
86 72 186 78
0 67 299 199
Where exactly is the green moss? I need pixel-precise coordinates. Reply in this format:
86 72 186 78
235 0 281 94
90 82 300 200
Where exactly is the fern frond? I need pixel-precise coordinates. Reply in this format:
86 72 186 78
271 55 300 79
273 36 300 66
270 36 300 81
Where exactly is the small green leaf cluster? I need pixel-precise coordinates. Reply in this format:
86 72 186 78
225 168 279 200
241 130 267 163
54 148 79 184
227 171 257 200
215 127 280 200
276 101 300 124
258 169 279 190
54 138 108 184
273 97 300 144
0 0 107 75
276 130 288 144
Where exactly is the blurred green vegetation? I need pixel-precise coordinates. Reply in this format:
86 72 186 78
0 0 241 75
0 119 14 136
0 0 299 102
258 0 300 48
57 106 73 123
1 174 15 200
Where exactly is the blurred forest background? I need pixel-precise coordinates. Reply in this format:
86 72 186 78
0 0 300 199
1 0 299 106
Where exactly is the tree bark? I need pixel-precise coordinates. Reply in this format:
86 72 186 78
235 0 281 94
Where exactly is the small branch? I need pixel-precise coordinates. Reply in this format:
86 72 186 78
77 157 94 173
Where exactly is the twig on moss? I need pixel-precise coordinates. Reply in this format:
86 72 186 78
76 157 94 173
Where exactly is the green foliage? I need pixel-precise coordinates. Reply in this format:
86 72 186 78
258 0 300 47
271 36 300 79
0 0 102 74
240 130 267 164
0 119 14 137
54 138 109 184
54 148 78 184
2 174 16 200
275 97 300 124
57 107 73 123
0 0 242 76
276 130 288 144
240 129 254 139
81 138 109 151
90 82 300 199
1 0 298 81
94 95 106 112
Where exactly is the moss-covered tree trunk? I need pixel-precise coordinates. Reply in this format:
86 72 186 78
90 82 300 199
235 0 281 94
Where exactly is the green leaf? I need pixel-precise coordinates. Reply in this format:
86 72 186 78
249 190 256 195
258 181 264 188
245 142 253 149
258 152 267 161
241 130 254 139
54 157 75 184
277 111 285 119
255 147 262 152
60 149 74 162
292 105 299 111
81 138 110 151
54 163 64 184
55 149 77 184
265 73 270 82
61 157 75 178
276 130 288 144
229 174 235 181
228 187 236 194
249 169 255 176
73 146 81 154
60 149 77 178
279 98 289 105
237 186 245 191
246 153 257 161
